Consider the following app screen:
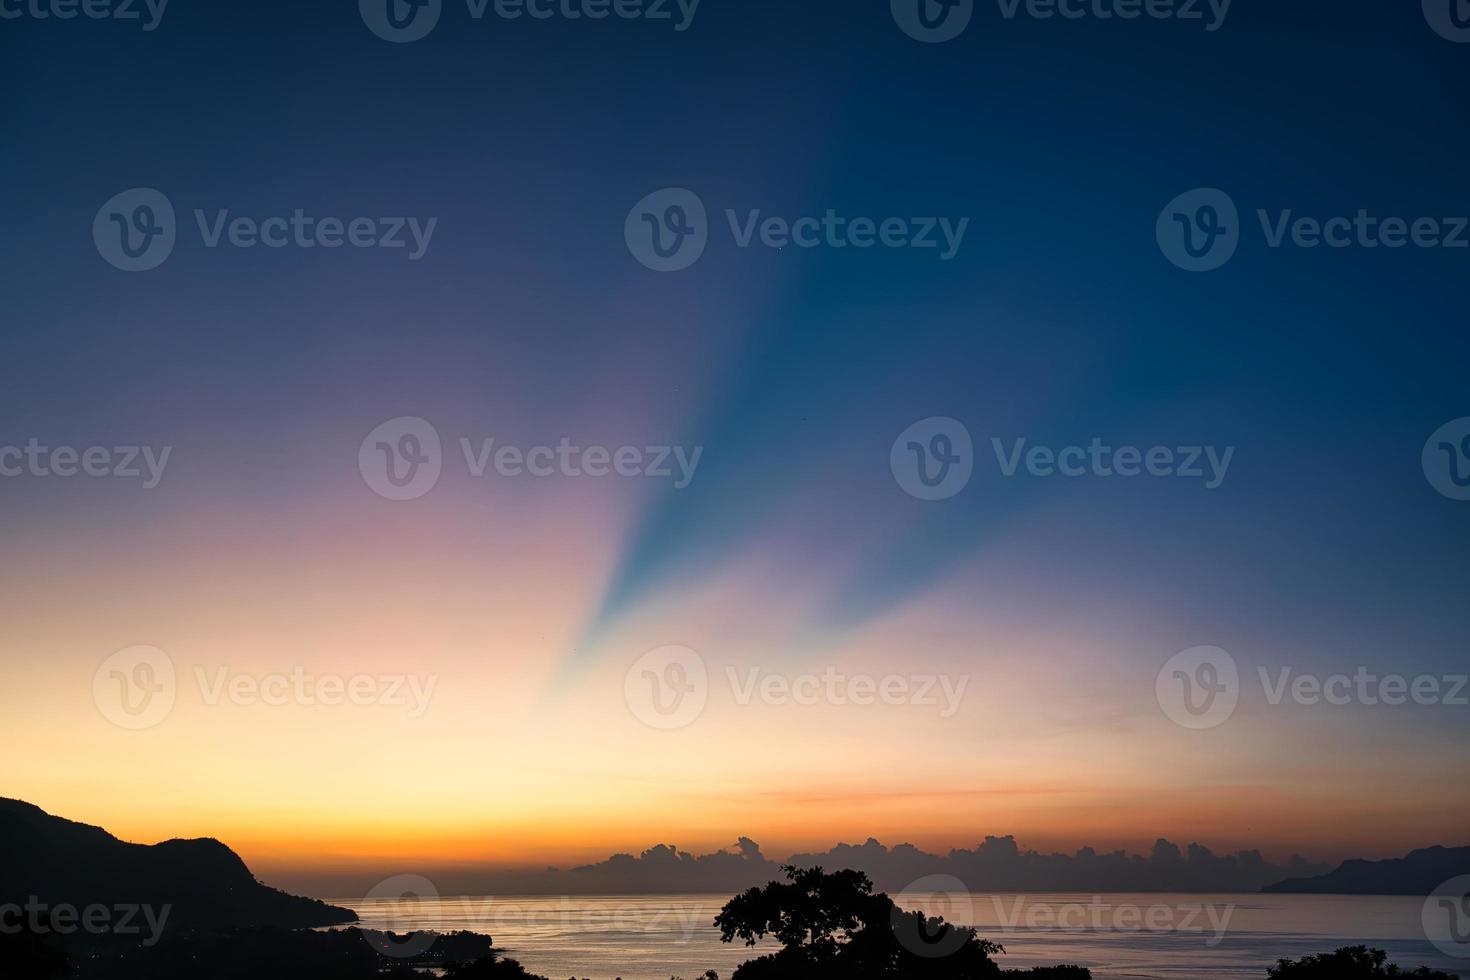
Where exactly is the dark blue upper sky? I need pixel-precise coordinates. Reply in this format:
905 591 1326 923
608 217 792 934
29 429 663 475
2 0 1467 679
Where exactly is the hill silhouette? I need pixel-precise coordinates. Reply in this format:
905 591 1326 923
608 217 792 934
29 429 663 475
1264 845 1470 895
0 798 355 930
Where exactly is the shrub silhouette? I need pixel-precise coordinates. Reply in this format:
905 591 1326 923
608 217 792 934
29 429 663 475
1267 946 1459 979
439 951 546 978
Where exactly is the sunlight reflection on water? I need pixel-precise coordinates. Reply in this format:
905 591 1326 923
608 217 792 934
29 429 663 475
333 892 1464 980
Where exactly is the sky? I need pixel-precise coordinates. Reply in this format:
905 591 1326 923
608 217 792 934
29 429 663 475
1 0 1468 891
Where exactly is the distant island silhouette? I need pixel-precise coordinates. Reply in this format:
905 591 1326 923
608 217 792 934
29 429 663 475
1264 846 1470 895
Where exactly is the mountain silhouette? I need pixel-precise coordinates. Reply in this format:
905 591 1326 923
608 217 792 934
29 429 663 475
0 798 355 929
1263 845 1470 895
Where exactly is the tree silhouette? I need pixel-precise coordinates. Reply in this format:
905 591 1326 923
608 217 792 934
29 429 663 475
713 865 1048 979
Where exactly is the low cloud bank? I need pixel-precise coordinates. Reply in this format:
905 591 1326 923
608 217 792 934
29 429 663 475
290 836 1331 898
555 835 1326 895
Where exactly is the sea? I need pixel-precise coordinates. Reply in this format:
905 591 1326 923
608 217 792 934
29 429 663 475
333 891 1466 980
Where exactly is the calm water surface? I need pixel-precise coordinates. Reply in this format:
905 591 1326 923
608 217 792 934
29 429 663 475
335 892 1465 980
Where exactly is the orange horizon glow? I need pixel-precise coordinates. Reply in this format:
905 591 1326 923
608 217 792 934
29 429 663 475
4 438 1466 889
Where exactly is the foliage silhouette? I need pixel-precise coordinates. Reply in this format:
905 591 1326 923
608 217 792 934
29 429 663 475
712 864 1089 979
1267 946 1459 979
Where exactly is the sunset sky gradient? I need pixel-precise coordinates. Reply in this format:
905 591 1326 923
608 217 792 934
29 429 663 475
2 0 1467 892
